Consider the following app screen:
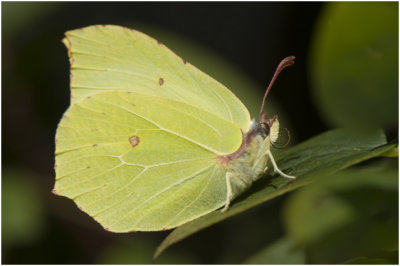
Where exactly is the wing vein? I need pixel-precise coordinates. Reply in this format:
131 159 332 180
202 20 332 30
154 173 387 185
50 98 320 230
116 93 222 137
67 32 109 46
91 167 148 217
94 98 221 154
108 163 214 228
163 166 217 225
63 163 126 191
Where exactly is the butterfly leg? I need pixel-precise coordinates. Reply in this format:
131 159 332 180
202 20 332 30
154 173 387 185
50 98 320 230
267 150 296 179
221 172 233 212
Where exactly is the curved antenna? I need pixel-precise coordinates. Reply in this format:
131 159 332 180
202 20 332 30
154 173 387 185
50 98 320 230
258 56 296 121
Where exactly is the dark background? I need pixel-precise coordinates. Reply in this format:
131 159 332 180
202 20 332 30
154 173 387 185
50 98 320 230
2 2 397 264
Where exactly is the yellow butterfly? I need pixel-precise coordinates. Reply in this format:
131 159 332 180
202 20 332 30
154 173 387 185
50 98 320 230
54 25 295 232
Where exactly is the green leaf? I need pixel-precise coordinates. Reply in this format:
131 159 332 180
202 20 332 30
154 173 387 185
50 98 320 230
97 238 194 264
283 162 397 247
154 128 393 259
2 2 62 37
345 257 394 264
244 236 306 264
343 250 398 264
381 144 398 158
283 187 357 246
310 2 398 128
2 169 46 247
283 162 398 263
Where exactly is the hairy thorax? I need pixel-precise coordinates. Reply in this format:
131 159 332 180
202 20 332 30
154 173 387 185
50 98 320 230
217 119 273 199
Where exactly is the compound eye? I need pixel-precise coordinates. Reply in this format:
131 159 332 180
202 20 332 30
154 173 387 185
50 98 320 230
260 123 270 135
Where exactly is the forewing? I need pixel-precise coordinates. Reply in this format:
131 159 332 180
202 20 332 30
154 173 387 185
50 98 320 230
63 25 250 131
54 91 240 231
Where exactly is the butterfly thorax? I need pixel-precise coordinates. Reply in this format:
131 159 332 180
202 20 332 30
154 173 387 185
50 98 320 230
216 116 280 200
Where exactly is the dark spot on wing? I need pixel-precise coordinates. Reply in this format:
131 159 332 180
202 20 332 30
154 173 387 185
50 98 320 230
129 135 140 148
158 77 164 86
93 144 98 147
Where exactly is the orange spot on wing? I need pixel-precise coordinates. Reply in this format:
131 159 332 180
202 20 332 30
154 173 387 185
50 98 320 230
129 136 140 148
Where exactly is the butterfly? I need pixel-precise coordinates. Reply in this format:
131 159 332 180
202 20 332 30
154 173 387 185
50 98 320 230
53 25 295 232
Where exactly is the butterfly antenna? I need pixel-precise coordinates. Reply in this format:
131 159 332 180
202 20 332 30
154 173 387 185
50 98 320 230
258 56 296 121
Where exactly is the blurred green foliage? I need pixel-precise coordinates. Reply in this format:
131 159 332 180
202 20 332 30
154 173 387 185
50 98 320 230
2 2 397 264
97 238 194 264
283 162 398 263
2 2 62 36
310 2 398 129
2 170 46 247
245 236 306 264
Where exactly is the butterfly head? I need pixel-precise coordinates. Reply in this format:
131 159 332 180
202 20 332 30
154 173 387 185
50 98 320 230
258 113 279 142
217 56 294 165
256 112 290 149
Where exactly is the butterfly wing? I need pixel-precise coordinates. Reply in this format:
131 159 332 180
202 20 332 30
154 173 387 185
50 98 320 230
55 91 242 231
56 25 252 231
63 25 250 131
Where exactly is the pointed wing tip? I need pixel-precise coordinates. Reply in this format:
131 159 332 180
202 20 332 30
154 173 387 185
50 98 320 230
61 37 70 48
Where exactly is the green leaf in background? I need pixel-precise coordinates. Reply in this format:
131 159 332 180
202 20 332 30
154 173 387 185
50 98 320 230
2 169 46 247
343 250 398 264
2 2 62 37
97 238 194 264
283 186 357 246
310 2 398 129
154 128 393 259
244 236 306 264
283 162 398 263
